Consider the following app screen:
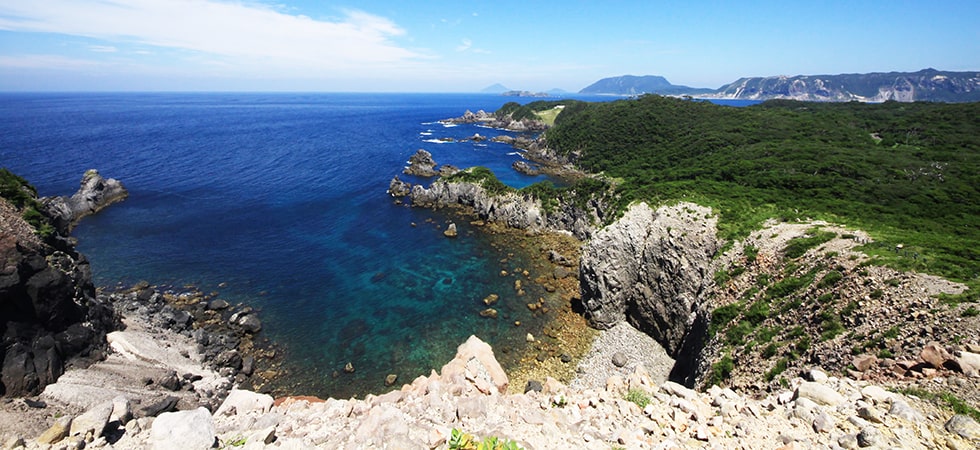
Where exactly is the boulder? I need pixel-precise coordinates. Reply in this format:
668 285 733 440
387 176 412 197
920 342 951 369
403 149 439 177
944 414 980 440
794 381 845 406
440 336 508 394
852 354 877 372
69 400 113 438
952 350 980 377
150 407 216 450
37 416 72 445
237 315 262 334
443 223 458 238
215 389 274 416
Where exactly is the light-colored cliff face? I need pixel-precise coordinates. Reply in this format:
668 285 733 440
578 202 719 357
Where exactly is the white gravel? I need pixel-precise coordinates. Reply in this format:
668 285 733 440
570 321 675 391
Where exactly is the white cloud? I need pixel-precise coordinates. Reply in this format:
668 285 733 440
456 38 472 52
89 45 118 53
0 0 424 73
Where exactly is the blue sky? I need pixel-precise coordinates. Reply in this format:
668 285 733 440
0 0 977 92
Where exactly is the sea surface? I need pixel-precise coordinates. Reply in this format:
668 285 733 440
0 92 592 397
0 92 757 398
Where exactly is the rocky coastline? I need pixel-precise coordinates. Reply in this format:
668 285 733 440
3 110 979 448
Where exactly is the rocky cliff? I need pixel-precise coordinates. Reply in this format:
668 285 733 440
710 68 980 102
40 170 128 235
0 175 117 397
407 176 605 240
578 203 720 360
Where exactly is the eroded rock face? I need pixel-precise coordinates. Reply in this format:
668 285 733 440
0 177 117 397
579 202 719 357
41 169 128 234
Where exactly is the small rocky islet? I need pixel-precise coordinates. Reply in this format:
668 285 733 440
2 100 979 449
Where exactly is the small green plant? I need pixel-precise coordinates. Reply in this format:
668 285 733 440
222 436 247 448
744 245 759 263
869 288 884 299
625 389 651 409
765 357 788 382
877 348 894 359
448 429 524 450
817 270 844 289
962 306 979 317
714 269 732 285
761 343 778 358
709 303 742 337
707 354 734 386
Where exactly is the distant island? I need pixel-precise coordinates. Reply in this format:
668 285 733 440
579 68 980 102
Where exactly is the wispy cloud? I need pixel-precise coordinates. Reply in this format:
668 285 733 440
0 1 424 73
456 39 472 52
89 45 117 53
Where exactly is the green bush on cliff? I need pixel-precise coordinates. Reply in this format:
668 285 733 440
445 167 513 196
1 168 55 239
544 95 980 283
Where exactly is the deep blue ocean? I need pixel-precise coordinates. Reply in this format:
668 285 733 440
0 93 757 398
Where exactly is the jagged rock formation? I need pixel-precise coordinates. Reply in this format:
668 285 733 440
408 178 604 240
387 176 412 197
40 170 128 234
402 149 440 177
578 202 720 358
0 189 116 397
11 335 979 449
442 110 549 132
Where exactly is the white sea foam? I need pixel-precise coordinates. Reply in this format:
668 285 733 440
423 139 450 144
419 132 432 136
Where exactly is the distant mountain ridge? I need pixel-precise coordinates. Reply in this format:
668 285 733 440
580 69 980 102
580 75 714 96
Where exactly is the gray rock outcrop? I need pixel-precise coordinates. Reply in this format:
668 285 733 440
387 176 412 197
408 179 604 239
402 149 439 177
578 202 720 356
41 169 128 234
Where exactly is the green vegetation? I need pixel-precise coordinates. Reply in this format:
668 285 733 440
0 168 55 239
895 388 980 421
707 353 734 386
446 167 514 196
817 270 844 289
783 230 837 259
624 389 652 409
544 95 980 283
448 429 523 450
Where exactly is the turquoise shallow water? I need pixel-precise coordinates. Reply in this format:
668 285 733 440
0 92 612 397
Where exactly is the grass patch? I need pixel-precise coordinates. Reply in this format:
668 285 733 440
625 389 652 409
895 388 980 421
817 270 844 289
707 354 734 387
784 230 837 259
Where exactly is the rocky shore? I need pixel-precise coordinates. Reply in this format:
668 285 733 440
5 334 977 449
